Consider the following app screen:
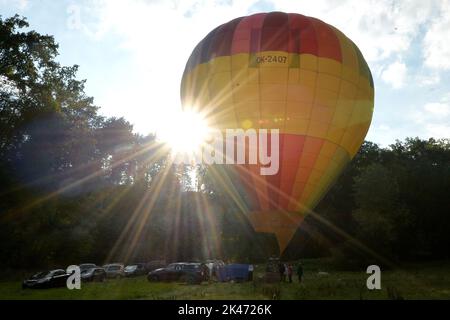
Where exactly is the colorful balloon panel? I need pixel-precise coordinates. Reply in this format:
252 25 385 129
181 12 374 252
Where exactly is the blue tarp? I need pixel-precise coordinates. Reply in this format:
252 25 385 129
216 264 250 282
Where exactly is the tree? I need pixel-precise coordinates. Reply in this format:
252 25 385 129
352 163 408 256
0 15 102 195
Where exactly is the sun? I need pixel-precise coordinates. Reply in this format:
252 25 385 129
156 109 210 155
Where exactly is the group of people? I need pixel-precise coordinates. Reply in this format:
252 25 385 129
278 262 303 283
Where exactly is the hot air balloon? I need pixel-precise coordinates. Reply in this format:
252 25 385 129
180 12 374 252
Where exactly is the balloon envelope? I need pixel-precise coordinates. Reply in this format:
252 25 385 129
181 12 374 252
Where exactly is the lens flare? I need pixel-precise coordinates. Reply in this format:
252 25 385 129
156 109 210 155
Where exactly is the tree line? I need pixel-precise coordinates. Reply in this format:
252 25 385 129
1 15 449 270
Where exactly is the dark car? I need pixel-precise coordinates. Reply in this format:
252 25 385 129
264 257 281 283
145 260 166 272
81 267 106 282
22 269 69 289
147 263 207 285
124 263 147 277
79 263 97 273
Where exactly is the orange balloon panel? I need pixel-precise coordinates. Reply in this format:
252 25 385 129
180 12 374 252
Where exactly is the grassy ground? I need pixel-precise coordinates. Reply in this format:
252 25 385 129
0 259 449 300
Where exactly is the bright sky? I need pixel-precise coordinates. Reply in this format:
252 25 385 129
1 0 450 146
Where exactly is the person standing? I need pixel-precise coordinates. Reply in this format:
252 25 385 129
287 264 293 283
278 262 285 282
297 262 304 283
283 263 288 282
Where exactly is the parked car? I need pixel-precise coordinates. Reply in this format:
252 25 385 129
147 262 207 285
204 259 225 279
264 257 280 283
145 260 166 272
22 269 69 289
124 263 147 277
79 263 97 273
103 263 125 279
81 267 106 282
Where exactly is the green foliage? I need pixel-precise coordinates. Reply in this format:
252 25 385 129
326 138 450 266
353 163 403 253
0 15 449 270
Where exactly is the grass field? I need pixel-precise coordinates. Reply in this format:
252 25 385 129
1 259 449 300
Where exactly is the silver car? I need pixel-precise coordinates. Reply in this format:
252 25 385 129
103 263 125 279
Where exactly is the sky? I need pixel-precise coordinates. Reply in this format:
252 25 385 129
1 0 449 146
